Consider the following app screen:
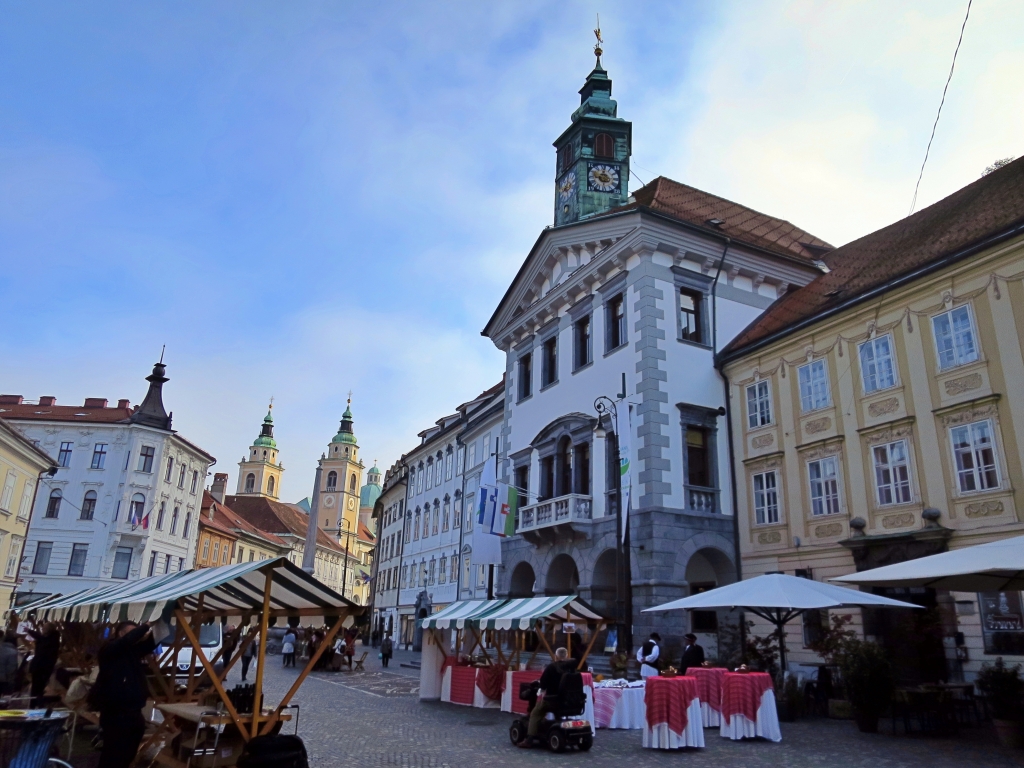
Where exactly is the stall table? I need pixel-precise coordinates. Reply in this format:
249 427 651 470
593 682 646 729
719 672 781 742
688 667 726 727
642 676 704 749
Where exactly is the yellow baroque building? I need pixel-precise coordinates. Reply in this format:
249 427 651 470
719 159 1024 682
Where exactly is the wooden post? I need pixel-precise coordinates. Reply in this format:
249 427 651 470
535 620 556 657
175 609 248 738
566 608 572 657
577 622 603 670
251 565 274 739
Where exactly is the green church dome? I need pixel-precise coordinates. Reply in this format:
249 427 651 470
253 408 277 448
331 398 357 445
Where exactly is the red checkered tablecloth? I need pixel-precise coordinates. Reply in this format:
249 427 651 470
688 667 726 711
644 676 699 736
721 672 773 723
508 670 543 715
450 666 478 705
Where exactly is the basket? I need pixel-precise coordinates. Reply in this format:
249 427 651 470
0 713 69 768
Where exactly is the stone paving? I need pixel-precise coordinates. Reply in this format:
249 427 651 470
226 647 1024 768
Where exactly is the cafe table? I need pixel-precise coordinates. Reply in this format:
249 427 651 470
688 667 727 727
642 676 704 749
593 681 646 729
719 672 781 742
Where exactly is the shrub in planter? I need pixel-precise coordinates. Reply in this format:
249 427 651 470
839 640 894 733
777 675 803 722
976 657 1023 748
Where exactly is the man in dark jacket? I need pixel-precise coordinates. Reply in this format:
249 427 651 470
27 622 61 705
518 647 575 748
679 633 706 674
93 621 157 768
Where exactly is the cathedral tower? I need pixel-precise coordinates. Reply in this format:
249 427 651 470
553 31 632 227
317 397 364 537
236 404 284 499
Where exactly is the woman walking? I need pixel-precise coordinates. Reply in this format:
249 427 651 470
380 633 393 668
281 629 296 668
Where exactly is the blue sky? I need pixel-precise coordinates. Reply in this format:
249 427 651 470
1 1 1021 499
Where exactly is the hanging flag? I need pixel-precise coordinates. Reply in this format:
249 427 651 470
471 453 503 566
130 506 140 530
141 512 150 530
502 484 518 537
615 401 632 543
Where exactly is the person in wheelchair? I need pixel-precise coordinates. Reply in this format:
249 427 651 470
517 647 583 749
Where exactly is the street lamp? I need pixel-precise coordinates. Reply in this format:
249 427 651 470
328 519 359 599
594 393 633 653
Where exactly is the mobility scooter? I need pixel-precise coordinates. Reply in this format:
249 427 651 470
508 674 593 752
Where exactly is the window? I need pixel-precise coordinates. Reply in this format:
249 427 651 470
679 289 703 343
112 546 132 579
518 353 533 401
32 542 53 574
951 420 1000 493
445 449 454 480
129 493 145 524
326 471 338 491
401 564 408 588
465 494 474 530
156 501 166 529
432 505 439 535
746 381 772 429
148 550 158 576
463 557 472 588
179 556 185 571
58 442 73 468
165 457 174 482
81 490 97 520
177 465 186 488
413 512 420 540
477 565 487 588
18 485 32 519
91 443 108 469
798 360 831 412
450 555 459 583
808 457 840 516
606 293 626 351
573 315 592 370
136 445 155 473
442 499 450 531
456 447 465 475
424 461 432 491
685 427 711 488
170 506 179 535
873 440 912 506
803 609 828 648
428 559 436 585
182 512 192 538
594 132 614 158
190 470 199 494
514 465 529 500
467 444 476 469
454 494 462 528
45 489 62 518
859 335 897 393
202 539 211 561
933 305 979 370
435 456 442 486
212 541 220 564
557 143 574 174
753 471 779 524
244 473 255 493
0 472 14 511
422 509 430 538
268 476 275 496
165 553 173 573
541 336 558 387
4 536 22 578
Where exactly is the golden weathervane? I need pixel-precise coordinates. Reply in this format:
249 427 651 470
594 15 603 60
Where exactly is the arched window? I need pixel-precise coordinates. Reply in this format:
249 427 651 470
156 501 166 529
350 474 357 492
81 490 96 520
244 473 255 493
453 490 462 529
442 496 451 532
445 447 454 480
170 506 180 535
45 489 62 518
422 508 430 538
432 503 439 536
594 133 614 158
413 510 421 541
268 476 276 496
326 471 338 491
435 453 443 485
129 493 146 523
425 459 433 490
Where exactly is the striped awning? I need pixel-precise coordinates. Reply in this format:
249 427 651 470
476 596 604 631
419 599 501 630
30 557 360 624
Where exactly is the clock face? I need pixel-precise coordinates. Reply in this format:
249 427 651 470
587 163 620 193
348 497 356 510
323 495 335 508
558 170 577 202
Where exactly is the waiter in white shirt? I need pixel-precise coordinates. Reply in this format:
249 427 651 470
636 632 662 679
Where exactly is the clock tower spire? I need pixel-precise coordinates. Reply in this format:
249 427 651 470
553 25 632 226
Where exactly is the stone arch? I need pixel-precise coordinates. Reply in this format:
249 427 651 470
546 553 580 595
590 548 619 617
509 561 536 597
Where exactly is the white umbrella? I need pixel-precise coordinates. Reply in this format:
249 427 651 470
643 573 920 670
831 535 1024 592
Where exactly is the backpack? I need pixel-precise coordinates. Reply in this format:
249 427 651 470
237 734 309 768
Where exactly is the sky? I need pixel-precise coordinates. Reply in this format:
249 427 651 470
1 0 1021 500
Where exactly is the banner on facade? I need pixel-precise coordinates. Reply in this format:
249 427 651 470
472 455 503 566
616 401 632 543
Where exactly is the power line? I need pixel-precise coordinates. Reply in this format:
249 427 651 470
909 0 972 215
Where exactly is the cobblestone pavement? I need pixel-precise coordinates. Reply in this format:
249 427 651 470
226 647 1024 768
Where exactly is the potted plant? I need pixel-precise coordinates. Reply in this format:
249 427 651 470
839 639 894 733
976 657 1023 748
809 613 857 719
777 674 803 722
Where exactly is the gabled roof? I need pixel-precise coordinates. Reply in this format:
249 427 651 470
225 495 344 553
201 492 288 548
720 157 1024 361
607 177 832 262
0 416 57 469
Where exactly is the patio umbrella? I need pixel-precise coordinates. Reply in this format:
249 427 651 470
831 535 1024 592
643 573 920 670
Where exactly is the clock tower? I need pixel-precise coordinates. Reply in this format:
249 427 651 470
553 33 632 226
317 397 364 539
236 404 284 499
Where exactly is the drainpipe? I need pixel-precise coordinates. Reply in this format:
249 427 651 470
710 238 731 355
720 368 746 655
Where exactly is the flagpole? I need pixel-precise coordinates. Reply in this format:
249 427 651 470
487 438 497 601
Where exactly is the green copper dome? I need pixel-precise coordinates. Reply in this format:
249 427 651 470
331 399 357 445
253 409 277 448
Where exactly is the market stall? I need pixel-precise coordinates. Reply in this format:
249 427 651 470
20 557 362 767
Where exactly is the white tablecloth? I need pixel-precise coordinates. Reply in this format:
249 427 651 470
593 686 646 729
498 672 595 735
701 701 722 728
642 697 705 749
719 689 782 742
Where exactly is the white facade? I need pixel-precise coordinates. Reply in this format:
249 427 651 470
16 420 212 597
371 463 407 640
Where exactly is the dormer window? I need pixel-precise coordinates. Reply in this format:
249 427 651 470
594 133 614 159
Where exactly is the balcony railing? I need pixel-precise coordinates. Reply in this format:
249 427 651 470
517 493 592 535
685 485 719 514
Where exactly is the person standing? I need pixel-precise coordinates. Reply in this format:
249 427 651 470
91 621 157 768
241 631 258 682
636 632 661 679
380 633 393 668
27 622 61 705
679 633 705 675
281 629 296 668
0 632 20 696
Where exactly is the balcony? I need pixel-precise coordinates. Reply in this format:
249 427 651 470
685 485 719 514
517 493 592 545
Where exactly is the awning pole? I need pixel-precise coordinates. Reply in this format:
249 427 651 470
251 565 274 739
175 608 248 738
185 594 206 699
577 622 603 670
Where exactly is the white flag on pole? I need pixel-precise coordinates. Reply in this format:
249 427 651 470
615 401 632 543
471 454 503 566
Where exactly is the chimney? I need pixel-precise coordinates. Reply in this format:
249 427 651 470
211 473 229 504
0 395 23 405
84 398 108 409
117 399 130 409
38 396 56 406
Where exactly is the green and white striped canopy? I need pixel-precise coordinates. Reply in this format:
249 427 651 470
29 557 358 624
420 595 605 631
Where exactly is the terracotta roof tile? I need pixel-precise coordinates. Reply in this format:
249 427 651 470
201 492 288 547
225 495 344 553
605 177 832 262
0 403 134 423
721 157 1024 358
